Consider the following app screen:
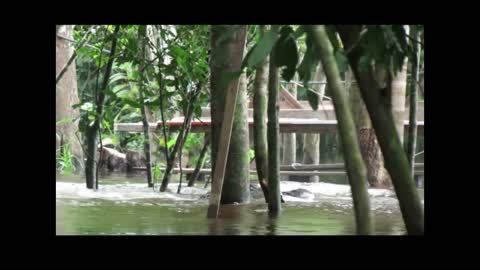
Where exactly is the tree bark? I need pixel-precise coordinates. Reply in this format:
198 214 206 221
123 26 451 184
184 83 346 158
406 25 421 179
210 25 250 204
267 25 282 215
56 25 83 169
349 70 391 188
138 25 154 187
336 25 424 234
308 25 373 234
84 25 120 189
253 25 270 202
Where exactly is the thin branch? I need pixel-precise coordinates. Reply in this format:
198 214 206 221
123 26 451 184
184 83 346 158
56 26 95 84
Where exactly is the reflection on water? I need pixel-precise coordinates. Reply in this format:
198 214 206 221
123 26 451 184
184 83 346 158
56 174 418 235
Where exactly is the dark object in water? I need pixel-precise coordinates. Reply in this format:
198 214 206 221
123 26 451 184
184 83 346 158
283 188 315 200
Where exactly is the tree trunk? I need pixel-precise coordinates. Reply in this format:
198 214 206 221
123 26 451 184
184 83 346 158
84 26 120 189
282 75 296 181
267 25 282 215
406 25 421 179
253 25 270 202
349 70 391 188
56 25 83 169
308 25 373 234
337 25 424 234
210 25 250 204
302 66 324 182
137 25 154 188
188 134 211 187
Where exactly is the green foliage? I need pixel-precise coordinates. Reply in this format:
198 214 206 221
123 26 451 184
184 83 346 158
56 143 76 175
273 26 299 81
358 25 416 77
242 28 279 69
248 148 255 161
56 117 74 126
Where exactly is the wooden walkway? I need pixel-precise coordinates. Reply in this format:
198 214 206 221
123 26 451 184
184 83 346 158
115 118 424 134
131 163 424 176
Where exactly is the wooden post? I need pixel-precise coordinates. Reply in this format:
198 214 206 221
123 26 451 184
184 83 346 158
207 26 247 218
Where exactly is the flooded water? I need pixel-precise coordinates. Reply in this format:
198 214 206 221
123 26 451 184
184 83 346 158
56 173 423 235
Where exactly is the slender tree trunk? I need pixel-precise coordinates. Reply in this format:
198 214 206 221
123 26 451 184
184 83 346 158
210 25 250 204
349 70 391 188
253 26 271 202
188 134 211 187
159 86 201 192
406 25 421 178
337 25 424 234
56 25 83 168
267 25 282 214
137 26 154 187
282 75 296 181
308 25 372 234
84 26 120 189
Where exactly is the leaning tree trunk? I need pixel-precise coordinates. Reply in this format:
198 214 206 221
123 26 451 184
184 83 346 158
253 25 270 202
406 25 421 178
303 65 325 182
308 25 373 234
267 25 282 215
349 70 391 188
337 25 423 234
210 25 250 204
56 25 83 168
84 25 120 189
187 134 211 187
282 74 297 181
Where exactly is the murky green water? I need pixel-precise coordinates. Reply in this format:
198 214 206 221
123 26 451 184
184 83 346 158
56 174 421 235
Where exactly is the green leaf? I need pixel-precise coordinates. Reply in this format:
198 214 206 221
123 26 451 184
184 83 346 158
112 83 129 94
109 72 127 84
123 99 142 108
194 104 202 118
306 88 319 111
326 26 342 51
144 97 162 107
218 70 242 89
241 29 279 69
56 117 74 126
103 88 117 98
292 26 306 39
334 50 348 74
